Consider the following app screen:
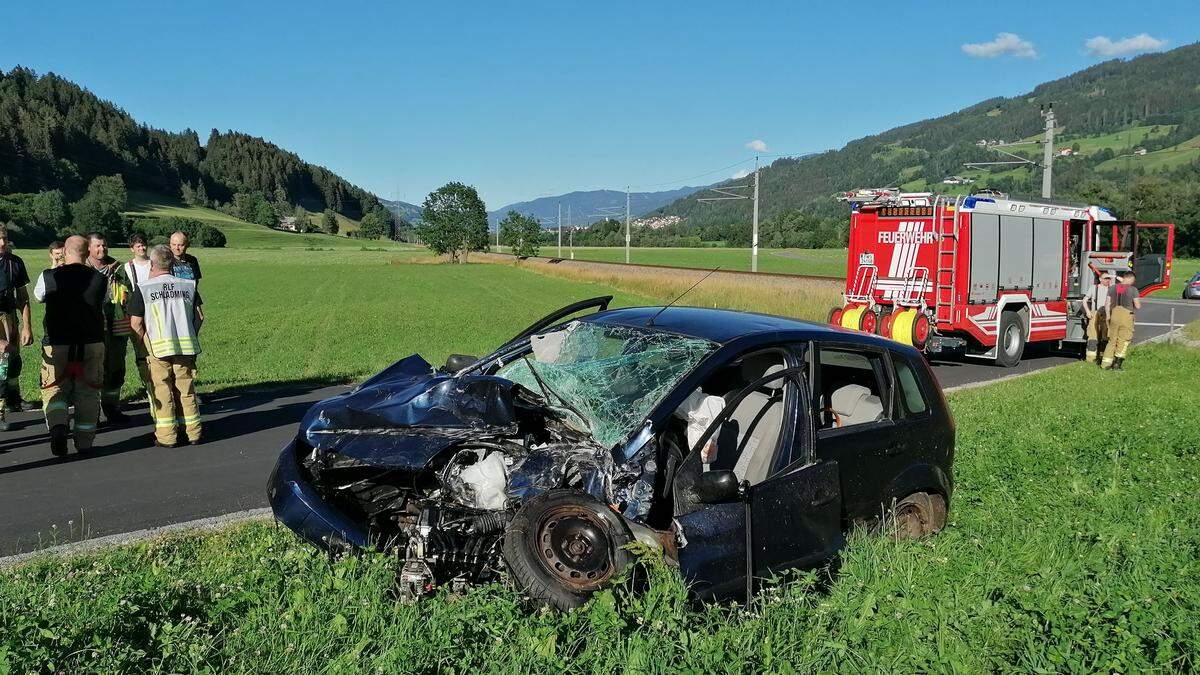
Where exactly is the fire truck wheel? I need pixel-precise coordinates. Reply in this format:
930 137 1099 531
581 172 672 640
859 309 878 334
911 313 930 349
877 308 893 337
827 306 844 325
996 311 1026 367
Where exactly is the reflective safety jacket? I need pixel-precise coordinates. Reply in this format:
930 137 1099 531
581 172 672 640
135 274 201 358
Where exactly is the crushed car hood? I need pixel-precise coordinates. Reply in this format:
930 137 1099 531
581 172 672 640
301 354 522 471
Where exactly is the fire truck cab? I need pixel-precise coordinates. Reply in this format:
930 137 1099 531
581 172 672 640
830 189 1174 366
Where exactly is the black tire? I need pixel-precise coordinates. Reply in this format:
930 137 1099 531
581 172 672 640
502 490 634 611
888 492 948 540
995 310 1025 367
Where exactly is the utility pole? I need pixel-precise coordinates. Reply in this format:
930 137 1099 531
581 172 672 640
1041 103 1055 199
557 203 562 257
567 204 574 259
697 156 761 272
751 156 760 273
625 187 631 264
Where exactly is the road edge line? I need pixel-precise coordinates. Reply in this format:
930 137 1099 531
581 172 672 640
0 508 273 568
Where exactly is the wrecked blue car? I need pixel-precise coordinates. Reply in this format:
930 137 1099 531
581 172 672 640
268 297 954 609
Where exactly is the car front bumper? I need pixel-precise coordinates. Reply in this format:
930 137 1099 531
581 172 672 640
267 439 371 551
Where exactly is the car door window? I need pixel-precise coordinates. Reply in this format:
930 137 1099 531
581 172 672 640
891 356 928 416
812 346 892 431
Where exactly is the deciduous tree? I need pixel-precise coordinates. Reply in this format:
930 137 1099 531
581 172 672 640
498 211 542 257
417 182 488 263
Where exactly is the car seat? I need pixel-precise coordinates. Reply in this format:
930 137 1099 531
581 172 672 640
829 384 883 427
722 363 786 485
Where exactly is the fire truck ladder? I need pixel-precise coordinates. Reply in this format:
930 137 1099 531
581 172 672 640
933 195 963 324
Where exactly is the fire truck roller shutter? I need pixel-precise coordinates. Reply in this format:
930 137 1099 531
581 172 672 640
999 215 1034 291
969 214 1000 303
1032 218 1064 301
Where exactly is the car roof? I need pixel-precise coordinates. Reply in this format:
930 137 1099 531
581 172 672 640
579 305 901 349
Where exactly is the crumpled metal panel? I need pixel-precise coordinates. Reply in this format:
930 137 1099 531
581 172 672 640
301 354 521 470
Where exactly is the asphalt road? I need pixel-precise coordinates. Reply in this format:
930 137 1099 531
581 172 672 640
1 298 1196 556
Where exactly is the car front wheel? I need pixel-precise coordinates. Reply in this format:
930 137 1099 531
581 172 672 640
502 490 634 611
888 491 948 539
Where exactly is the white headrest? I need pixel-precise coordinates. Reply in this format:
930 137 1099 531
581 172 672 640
830 384 872 416
760 364 786 390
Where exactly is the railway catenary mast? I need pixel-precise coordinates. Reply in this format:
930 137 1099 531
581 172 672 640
828 189 1175 366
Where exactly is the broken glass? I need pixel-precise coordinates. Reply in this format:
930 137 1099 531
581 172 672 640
496 321 717 448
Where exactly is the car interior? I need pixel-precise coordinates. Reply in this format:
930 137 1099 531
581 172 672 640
812 348 887 430
675 350 790 486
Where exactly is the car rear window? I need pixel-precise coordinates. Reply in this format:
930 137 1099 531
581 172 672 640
892 357 928 415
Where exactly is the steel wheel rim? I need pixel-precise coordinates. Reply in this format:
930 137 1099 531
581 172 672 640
892 502 926 539
1003 324 1021 355
536 505 614 591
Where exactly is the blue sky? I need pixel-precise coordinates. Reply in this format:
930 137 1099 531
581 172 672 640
3 1 1195 207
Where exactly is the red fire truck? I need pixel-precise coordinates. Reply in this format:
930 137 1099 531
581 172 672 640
828 189 1174 366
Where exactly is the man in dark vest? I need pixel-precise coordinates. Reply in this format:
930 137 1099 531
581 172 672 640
32 235 107 455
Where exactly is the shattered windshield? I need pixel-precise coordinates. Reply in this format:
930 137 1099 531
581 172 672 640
495 320 717 447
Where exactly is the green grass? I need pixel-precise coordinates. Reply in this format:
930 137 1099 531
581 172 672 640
514 245 848 277
2 341 1198 671
1156 257 1200 297
11 248 651 400
1097 134 1200 173
124 191 403 250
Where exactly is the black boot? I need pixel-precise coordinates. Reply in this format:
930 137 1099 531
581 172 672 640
49 424 69 456
1113 357 1124 371
102 403 131 426
5 388 23 413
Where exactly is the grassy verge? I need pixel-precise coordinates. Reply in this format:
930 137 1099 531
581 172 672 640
12 248 652 399
3 341 1197 671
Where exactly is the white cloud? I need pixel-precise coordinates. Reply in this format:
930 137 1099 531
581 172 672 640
1085 33 1168 58
745 139 768 152
962 33 1037 59
730 169 751 179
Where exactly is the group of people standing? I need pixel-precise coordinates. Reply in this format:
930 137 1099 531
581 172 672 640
1083 269 1141 370
0 229 205 455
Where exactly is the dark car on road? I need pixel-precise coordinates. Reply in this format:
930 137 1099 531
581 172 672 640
1184 272 1200 300
268 298 955 609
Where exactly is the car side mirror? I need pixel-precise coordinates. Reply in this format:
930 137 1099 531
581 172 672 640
443 354 479 373
696 470 741 504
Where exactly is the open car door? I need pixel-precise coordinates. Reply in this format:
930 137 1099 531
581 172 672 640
1133 223 1175 295
672 366 843 601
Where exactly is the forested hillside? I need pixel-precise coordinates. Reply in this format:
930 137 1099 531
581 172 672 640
0 67 384 231
655 42 1200 254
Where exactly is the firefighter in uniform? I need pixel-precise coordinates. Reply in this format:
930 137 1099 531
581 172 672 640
85 232 134 425
1102 270 1140 371
1083 272 1112 365
128 244 204 447
32 235 108 455
0 227 34 429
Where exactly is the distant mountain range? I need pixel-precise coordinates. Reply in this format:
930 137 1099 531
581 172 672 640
378 198 423 224
487 185 710 228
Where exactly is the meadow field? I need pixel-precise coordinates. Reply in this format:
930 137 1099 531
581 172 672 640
509 245 849 277
2 339 1196 672
511 245 1200 297
9 248 657 401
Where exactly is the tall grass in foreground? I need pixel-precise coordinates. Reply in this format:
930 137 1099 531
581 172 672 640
480 254 844 322
2 342 1198 672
